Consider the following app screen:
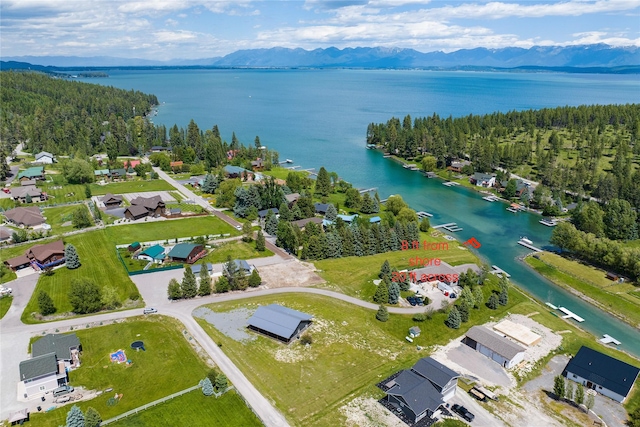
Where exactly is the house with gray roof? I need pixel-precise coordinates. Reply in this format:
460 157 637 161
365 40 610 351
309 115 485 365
247 304 313 343
463 325 526 369
35 151 55 164
10 185 45 203
223 259 255 277
32 333 81 368
191 263 213 276
3 206 46 228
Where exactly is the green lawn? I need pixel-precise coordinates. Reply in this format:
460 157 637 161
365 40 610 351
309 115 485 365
104 216 238 245
28 317 213 427
21 230 140 322
165 202 205 214
89 179 174 196
262 167 303 180
0 264 17 284
110 389 262 427
196 284 523 427
525 253 640 328
202 240 273 264
0 295 12 319
314 232 479 300
42 204 92 234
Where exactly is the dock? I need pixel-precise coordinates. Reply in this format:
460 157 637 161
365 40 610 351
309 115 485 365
482 195 500 202
278 159 293 164
442 181 460 187
558 306 585 322
433 222 462 232
417 211 433 219
540 219 558 227
599 334 621 345
506 207 519 213
285 165 300 170
517 239 543 252
490 265 511 278
358 187 378 194
545 302 558 310
425 172 437 178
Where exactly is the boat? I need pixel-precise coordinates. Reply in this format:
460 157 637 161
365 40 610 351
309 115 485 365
539 219 558 227
506 207 519 213
520 237 533 245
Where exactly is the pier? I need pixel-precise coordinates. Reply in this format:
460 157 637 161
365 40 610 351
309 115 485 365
558 306 585 322
490 265 511 278
539 219 558 227
358 187 378 194
285 165 300 170
442 181 460 187
417 211 433 219
517 239 543 252
278 159 294 164
599 334 621 345
482 195 500 202
545 302 558 310
433 222 463 232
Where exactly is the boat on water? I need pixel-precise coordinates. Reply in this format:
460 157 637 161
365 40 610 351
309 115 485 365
520 237 533 245
540 219 558 227
506 207 519 213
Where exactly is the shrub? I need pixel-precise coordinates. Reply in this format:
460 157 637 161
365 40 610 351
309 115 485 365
129 292 140 301
300 334 313 345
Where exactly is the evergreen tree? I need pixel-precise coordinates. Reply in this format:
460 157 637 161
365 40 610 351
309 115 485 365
575 383 585 405
379 260 391 281
487 293 499 310
419 217 430 232
315 166 331 196
458 303 470 322
565 381 574 401
324 203 337 221
248 269 262 287
265 213 279 235
255 229 266 251
168 278 183 300
305 235 325 260
373 280 389 304
291 204 303 220
181 265 198 298
360 193 377 214
65 405 85 427
376 304 389 322
472 287 484 309
198 264 212 296
387 280 400 304
242 221 253 242
84 184 92 199
553 375 566 399
68 278 102 314
344 188 362 210
278 202 292 222
499 286 509 306
25 193 32 203
38 290 56 316
201 173 218 194
201 377 214 396
325 232 342 258
215 374 228 392
445 306 461 329
85 407 102 427
215 276 229 293
460 286 475 310
65 243 81 269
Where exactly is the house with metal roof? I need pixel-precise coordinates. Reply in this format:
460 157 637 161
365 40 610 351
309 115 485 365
223 165 250 178
168 243 205 264
17 166 45 181
35 151 55 164
336 214 358 223
563 346 640 403
470 172 496 188
223 259 255 277
137 245 166 263
191 263 213 276
314 203 329 214
463 325 526 369
247 304 313 343
258 207 279 219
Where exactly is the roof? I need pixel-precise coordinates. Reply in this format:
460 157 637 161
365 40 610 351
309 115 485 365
493 319 541 346
472 172 496 181
564 346 640 398
466 325 526 360
247 304 313 341
170 161 183 167
369 216 381 223
387 370 444 417
128 242 141 249
19 353 58 381
102 193 123 203
411 357 459 389
284 193 300 203
5 254 31 268
151 145 171 151
0 226 12 241
110 168 127 176
130 195 164 210
17 166 44 179
124 159 140 168
168 243 202 259
21 179 37 186
125 204 148 217
224 165 249 175
28 240 65 263
337 214 357 222
35 151 54 160
139 244 166 260
32 333 80 359
8 409 29 423
314 203 329 213
291 217 324 229
191 263 213 275
258 207 279 218
233 259 251 272
10 186 42 199
94 169 110 175
3 206 45 226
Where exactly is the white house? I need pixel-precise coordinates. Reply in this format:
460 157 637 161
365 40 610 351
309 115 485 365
35 151 55 164
463 325 526 369
471 172 496 188
563 346 640 403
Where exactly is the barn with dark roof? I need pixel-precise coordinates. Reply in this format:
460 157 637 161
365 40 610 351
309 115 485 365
247 304 312 343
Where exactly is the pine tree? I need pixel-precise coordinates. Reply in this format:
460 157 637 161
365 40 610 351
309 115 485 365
565 381 574 401
324 203 337 221
373 279 389 304
315 166 331 196
278 202 292 222
38 290 56 316
201 377 214 396
445 306 461 329
84 184 92 199
168 278 183 300
360 193 377 214
472 286 484 309
255 229 266 251
419 217 430 232
201 173 218 194
387 280 400 304
215 374 228 392
457 303 470 323
215 276 229 293
65 405 85 427
181 265 198 298
248 269 262 287
498 275 509 305
242 221 253 242
291 203 303 220
25 193 32 203
575 383 585 405
585 393 595 412
85 407 102 427
265 213 279 235
325 232 342 259
198 264 212 296
65 244 81 269
460 286 475 310
376 304 389 322
487 293 499 309
553 375 566 399
379 260 391 281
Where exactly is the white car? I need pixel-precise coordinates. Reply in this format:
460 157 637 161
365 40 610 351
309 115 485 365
235 225 242 230
143 307 157 314
0 286 12 295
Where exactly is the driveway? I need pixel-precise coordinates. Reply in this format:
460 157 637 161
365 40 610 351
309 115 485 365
447 386 506 427
442 341 513 388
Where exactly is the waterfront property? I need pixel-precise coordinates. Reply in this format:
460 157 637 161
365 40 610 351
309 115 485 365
462 325 526 369
563 346 640 403
469 172 496 188
247 304 313 343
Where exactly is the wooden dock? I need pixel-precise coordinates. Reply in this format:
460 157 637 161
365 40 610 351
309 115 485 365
358 187 378 194
517 239 543 252
545 302 558 310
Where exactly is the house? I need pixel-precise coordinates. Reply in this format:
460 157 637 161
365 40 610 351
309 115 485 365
224 259 255 277
168 243 206 264
170 161 183 171
0 226 13 243
223 165 250 179
18 333 81 398
499 179 529 197
470 172 496 188
336 214 358 223
251 158 264 171
101 193 123 208
411 261 460 286
94 169 110 179
127 242 141 252
17 166 45 181
448 159 471 173
35 151 55 164
127 195 166 218
10 186 46 203
109 168 127 180
137 245 166 263
247 304 313 343
563 346 640 403
463 325 526 369
3 206 46 228
21 179 37 187
284 193 300 205
191 263 213 276
124 205 150 220
258 208 279 219
314 203 329 215
384 357 459 423
291 217 324 230
151 146 172 153
5 239 66 271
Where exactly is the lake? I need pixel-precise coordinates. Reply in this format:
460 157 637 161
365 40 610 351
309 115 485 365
81 69 640 357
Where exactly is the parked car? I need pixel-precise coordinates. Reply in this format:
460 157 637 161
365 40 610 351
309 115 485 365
452 404 475 422
1 187 10 194
449 292 457 299
0 286 12 296
143 307 158 314
406 297 417 306
53 385 74 397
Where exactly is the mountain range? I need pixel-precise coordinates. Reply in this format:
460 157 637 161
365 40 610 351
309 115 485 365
2 44 639 69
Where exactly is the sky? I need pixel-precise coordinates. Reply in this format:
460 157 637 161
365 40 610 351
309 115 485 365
1 0 639 60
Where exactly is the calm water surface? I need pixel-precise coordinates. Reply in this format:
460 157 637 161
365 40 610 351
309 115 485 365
83 69 640 357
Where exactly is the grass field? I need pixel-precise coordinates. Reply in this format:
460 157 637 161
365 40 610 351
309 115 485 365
314 232 478 300
110 389 262 426
202 240 273 264
525 252 640 328
0 265 17 284
89 179 174 196
43 204 92 234
104 216 238 245
196 282 523 427
27 317 217 427
0 295 12 319
21 230 139 322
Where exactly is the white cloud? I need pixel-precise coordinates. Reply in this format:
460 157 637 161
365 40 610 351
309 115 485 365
153 30 198 42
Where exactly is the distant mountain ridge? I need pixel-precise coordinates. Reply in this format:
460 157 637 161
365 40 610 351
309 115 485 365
2 44 639 68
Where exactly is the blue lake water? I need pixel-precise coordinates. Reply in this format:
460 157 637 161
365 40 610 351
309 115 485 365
81 69 640 357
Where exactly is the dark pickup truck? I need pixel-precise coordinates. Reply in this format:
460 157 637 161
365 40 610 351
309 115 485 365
451 404 475 422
